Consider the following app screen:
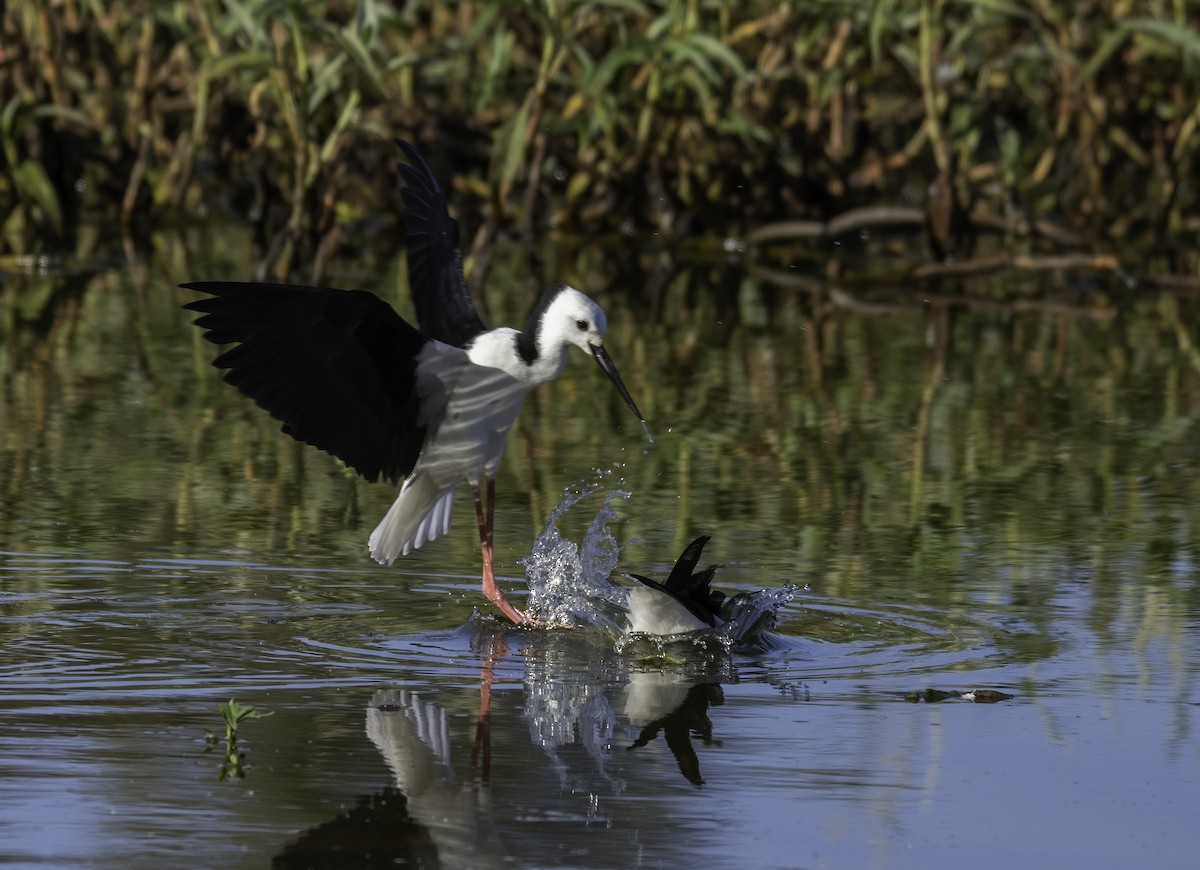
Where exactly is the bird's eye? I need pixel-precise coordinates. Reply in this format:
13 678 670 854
575 319 588 331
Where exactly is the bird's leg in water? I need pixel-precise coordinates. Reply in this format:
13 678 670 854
473 481 528 625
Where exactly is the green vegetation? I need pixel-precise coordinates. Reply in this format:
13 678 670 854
210 698 274 780
2 1 1199 277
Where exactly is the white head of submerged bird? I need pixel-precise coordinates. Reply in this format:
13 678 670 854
184 138 644 626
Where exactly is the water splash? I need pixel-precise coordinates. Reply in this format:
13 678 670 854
714 584 797 646
520 472 798 650
518 480 632 631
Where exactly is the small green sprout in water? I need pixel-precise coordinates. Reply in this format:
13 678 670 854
212 699 274 781
220 698 273 743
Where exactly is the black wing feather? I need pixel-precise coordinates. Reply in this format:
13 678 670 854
394 138 487 348
663 535 711 592
183 281 430 485
627 535 726 627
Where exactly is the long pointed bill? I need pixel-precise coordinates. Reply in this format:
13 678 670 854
590 343 645 423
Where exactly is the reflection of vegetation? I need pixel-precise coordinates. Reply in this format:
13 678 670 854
1 220 1198 689
210 698 274 781
3 2 1200 271
0 224 1196 666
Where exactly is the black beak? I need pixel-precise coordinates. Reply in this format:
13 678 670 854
591 344 645 423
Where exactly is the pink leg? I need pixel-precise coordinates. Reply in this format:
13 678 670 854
472 481 528 625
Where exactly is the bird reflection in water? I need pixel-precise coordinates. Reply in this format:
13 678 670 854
278 489 798 866
625 677 724 786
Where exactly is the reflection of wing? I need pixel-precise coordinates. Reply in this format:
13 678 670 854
367 689 453 790
625 679 723 786
366 689 506 869
395 139 487 349
184 281 434 485
662 720 703 787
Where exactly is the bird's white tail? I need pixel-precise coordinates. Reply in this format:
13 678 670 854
368 474 457 565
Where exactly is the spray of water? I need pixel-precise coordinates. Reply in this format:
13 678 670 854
519 467 798 649
518 476 633 631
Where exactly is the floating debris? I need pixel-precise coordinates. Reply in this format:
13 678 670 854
902 689 1015 704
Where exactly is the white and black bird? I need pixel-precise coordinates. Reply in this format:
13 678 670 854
184 138 645 625
625 536 727 636
625 536 775 641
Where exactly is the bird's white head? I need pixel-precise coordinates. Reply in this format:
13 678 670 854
543 285 608 356
521 284 644 423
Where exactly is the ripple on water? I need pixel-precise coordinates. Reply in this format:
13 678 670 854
760 596 1022 695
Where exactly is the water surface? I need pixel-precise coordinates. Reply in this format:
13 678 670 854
1 228 1198 868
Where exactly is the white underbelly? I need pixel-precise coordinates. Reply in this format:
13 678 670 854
626 587 710 636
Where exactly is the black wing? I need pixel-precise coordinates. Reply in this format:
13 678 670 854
627 535 726 627
183 281 431 485
663 535 712 593
394 139 487 348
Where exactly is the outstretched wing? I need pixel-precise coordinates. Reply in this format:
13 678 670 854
183 281 438 485
394 139 487 349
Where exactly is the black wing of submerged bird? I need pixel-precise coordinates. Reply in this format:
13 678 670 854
394 139 487 349
627 535 727 628
182 281 432 485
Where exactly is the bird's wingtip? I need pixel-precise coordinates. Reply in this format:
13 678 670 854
394 138 427 170
180 282 221 311
179 281 232 295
